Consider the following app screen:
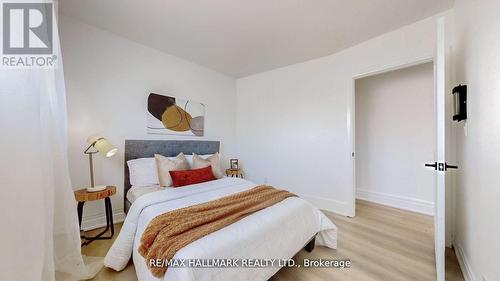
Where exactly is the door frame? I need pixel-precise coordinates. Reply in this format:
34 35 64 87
348 57 434 217
347 16 452 281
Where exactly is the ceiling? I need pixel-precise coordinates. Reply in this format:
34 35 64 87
60 0 453 78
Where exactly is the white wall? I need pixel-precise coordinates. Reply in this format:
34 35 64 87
60 16 237 230
355 62 435 215
236 14 446 216
452 0 500 280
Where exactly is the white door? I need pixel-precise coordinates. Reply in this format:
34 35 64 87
427 17 455 281
435 17 446 281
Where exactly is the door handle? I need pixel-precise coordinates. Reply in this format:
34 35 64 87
445 163 458 170
425 162 438 170
425 162 458 171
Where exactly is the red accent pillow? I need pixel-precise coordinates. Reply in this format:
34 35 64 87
169 165 216 187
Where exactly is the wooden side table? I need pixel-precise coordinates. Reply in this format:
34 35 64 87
74 186 116 246
225 169 243 178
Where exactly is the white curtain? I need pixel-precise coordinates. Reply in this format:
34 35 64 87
0 2 102 280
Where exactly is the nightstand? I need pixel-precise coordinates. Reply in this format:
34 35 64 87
225 169 243 178
74 186 116 246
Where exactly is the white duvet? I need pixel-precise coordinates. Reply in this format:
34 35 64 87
104 177 337 281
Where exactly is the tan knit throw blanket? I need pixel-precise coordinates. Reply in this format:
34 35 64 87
138 185 296 278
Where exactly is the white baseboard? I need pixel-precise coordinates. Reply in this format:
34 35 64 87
299 194 352 217
455 244 476 281
81 210 126 231
356 188 434 216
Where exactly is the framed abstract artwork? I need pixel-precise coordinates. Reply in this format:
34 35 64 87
147 93 205 136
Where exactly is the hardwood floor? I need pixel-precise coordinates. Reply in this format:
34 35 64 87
271 200 464 281
82 200 464 281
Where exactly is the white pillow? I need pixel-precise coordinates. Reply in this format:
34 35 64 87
127 158 159 187
126 185 162 203
193 153 224 179
155 153 190 187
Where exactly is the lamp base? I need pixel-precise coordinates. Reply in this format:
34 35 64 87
86 185 107 192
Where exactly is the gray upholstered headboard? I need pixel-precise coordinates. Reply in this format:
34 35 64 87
124 140 220 212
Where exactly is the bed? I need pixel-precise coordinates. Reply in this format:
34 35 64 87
104 140 337 281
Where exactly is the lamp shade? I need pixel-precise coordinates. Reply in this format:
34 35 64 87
87 134 118 157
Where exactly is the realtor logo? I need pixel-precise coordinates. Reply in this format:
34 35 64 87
3 2 52 54
1 1 56 68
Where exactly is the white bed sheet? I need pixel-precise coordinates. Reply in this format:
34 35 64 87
105 177 337 281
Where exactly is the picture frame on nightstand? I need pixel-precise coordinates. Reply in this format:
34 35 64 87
230 159 239 170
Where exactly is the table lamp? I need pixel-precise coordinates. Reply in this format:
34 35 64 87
84 134 118 192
